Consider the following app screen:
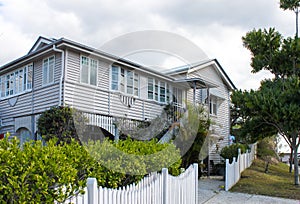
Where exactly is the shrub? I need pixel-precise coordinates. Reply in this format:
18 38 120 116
0 135 103 203
86 137 182 187
37 106 88 144
220 143 249 163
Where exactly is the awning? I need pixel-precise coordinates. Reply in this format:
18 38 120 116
174 78 218 89
210 88 226 100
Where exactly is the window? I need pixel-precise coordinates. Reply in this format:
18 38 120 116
126 70 133 94
160 82 166 103
43 56 54 85
111 65 139 96
147 78 170 103
111 66 119 90
210 97 218 116
0 64 33 98
80 56 98 86
148 78 154 99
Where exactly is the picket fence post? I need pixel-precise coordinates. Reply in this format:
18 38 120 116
162 168 168 204
87 177 98 204
225 159 229 191
193 163 198 204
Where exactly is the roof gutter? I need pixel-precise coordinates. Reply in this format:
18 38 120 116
52 45 65 106
0 48 53 74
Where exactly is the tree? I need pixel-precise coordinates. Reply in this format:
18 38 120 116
242 28 300 78
231 78 300 185
280 0 300 38
280 0 300 75
236 1 300 185
257 137 279 174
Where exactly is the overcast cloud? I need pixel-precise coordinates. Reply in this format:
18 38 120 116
0 0 296 90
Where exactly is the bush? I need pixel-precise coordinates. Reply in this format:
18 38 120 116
86 137 182 187
220 143 249 163
37 106 88 144
0 135 103 203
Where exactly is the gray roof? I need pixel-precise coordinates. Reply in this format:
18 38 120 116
0 36 236 90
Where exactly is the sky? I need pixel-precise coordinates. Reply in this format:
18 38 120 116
0 0 296 90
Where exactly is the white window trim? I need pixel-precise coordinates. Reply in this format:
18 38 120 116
147 77 171 104
42 55 55 86
0 63 33 99
80 55 98 86
209 96 218 116
110 65 139 97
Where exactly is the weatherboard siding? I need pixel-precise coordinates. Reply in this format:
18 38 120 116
64 82 110 115
0 52 62 137
187 66 231 163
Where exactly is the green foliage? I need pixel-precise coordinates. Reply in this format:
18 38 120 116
257 137 277 159
220 143 249 163
242 28 300 78
280 0 300 11
0 136 102 203
231 77 300 143
37 106 88 144
86 137 182 187
173 104 210 170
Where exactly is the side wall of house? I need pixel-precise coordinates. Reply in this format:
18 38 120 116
187 65 231 163
0 52 62 139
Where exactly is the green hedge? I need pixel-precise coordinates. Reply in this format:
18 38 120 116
220 143 249 163
86 138 182 187
0 134 182 203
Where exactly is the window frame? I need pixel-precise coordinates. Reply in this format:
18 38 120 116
147 77 171 104
110 65 139 97
0 64 33 99
80 55 98 86
42 55 55 86
209 96 218 116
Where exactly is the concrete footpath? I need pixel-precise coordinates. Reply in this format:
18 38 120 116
198 177 299 204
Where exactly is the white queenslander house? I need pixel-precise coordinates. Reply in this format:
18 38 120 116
0 36 236 163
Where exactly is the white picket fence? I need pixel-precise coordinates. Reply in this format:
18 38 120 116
85 113 115 136
57 164 198 204
225 143 257 191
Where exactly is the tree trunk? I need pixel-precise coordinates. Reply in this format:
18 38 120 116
265 161 270 173
289 148 293 173
292 140 299 185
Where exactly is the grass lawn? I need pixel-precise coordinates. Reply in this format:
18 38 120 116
230 159 300 200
